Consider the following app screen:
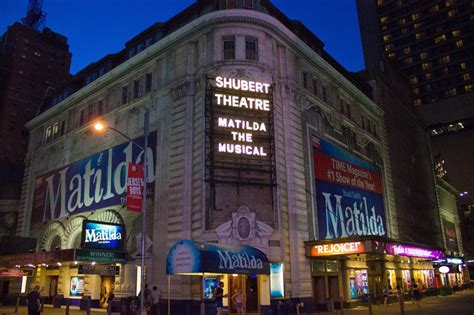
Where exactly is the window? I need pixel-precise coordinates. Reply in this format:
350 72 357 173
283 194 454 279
133 79 140 98
145 37 153 48
128 47 136 58
377 0 384 5
243 0 253 8
404 57 413 64
413 23 422 29
456 40 464 48
380 16 388 23
420 52 428 59
223 36 235 60
422 63 431 70
410 77 418 85
97 100 104 116
415 32 423 40
452 30 461 37
413 87 420 95
384 44 393 51
412 13 420 20
464 84 472 92
137 42 145 53
401 28 408 35
403 47 411 55
434 34 447 43
440 55 450 64
383 34 391 41
80 110 85 125
388 52 396 59
460 63 467 69
322 86 328 102
303 72 309 89
431 4 440 12
145 73 152 92
52 122 59 139
87 104 93 121
399 18 406 25
122 86 128 104
463 73 471 80
414 98 422 106
312 78 319 96
45 126 52 142
447 88 457 96
425 73 432 80
245 37 258 61
446 0 455 6
448 9 457 17
226 0 237 9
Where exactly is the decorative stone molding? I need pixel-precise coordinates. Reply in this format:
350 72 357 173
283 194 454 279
95 209 124 225
64 216 86 249
171 81 194 101
215 206 274 253
40 221 66 251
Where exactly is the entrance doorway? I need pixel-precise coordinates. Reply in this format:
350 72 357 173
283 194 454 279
48 276 58 304
229 275 259 314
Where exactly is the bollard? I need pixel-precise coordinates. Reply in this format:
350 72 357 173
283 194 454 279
399 294 405 315
65 298 70 315
368 294 373 315
339 296 345 315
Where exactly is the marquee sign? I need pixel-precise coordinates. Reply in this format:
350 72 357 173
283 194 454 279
313 138 386 240
306 239 384 257
81 220 125 251
31 132 157 223
385 243 445 259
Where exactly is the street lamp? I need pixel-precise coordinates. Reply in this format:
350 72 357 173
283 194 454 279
92 110 150 315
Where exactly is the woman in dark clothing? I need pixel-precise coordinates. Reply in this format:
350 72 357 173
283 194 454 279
26 285 41 315
413 283 421 308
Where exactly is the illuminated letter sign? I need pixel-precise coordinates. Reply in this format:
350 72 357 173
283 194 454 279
309 241 367 257
81 220 125 250
385 243 445 259
212 76 272 158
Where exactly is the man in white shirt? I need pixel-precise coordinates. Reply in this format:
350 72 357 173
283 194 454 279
151 286 161 315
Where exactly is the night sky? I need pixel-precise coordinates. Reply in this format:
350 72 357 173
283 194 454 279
1 0 364 74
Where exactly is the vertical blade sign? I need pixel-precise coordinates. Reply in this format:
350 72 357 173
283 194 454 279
127 163 144 212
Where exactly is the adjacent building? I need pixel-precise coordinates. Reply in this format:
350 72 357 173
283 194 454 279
0 22 71 237
356 0 474 261
0 1 468 313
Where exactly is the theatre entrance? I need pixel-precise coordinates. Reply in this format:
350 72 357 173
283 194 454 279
229 274 259 315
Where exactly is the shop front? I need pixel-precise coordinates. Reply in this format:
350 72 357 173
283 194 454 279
305 237 446 308
166 240 271 315
432 256 469 291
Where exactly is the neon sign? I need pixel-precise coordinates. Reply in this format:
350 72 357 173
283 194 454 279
385 244 445 259
309 241 367 257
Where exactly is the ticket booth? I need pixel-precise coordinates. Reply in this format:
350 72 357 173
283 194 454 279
166 240 271 315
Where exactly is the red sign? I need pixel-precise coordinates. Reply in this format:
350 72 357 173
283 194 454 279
0 269 27 277
126 163 144 212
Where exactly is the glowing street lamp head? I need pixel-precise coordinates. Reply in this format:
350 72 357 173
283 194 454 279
93 121 106 132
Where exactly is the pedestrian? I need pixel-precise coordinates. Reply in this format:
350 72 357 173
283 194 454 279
137 284 152 313
151 286 161 315
413 283 421 308
231 288 244 315
382 286 388 307
407 280 414 303
25 285 41 315
213 281 226 315
395 285 402 302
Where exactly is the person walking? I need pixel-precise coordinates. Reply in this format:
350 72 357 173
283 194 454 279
413 283 421 308
231 288 245 315
214 281 226 315
151 286 161 315
382 286 389 307
25 285 41 315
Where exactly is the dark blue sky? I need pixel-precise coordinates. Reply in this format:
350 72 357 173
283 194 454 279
1 0 365 74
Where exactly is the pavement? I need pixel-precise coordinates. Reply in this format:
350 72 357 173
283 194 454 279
0 289 473 314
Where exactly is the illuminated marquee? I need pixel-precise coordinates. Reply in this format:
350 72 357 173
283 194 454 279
213 76 272 157
309 241 367 257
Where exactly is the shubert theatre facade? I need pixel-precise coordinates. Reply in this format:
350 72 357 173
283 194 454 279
0 1 462 314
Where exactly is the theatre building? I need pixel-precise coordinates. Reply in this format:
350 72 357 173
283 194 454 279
0 1 456 314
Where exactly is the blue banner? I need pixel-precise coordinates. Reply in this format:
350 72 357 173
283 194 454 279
166 240 270 275
81 220 125 251
313 138 386 239
32 132 157 223
270 263 284 298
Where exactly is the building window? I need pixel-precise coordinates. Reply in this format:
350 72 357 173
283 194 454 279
243 0 253 8
223 36 235 60
388 52 396 59
401 28 408 35
137 43 145 53
45 126 52 142
404 57 413 64
420 52 428 59
380 16 388 23
412 13 420 20
303 72 309 89
448 9 457 17
431 4 440 12
226 0 237 9
122 86 128 104
434 34 447 43
145 73 152 92
79 110 85 126
452 30 461 37
422 62 431 70
377 0 384 5
455 40 463 48
128 47 136 58
97 100 104 116
399 18 406 25
322 86 328 102
413 88 420 95
403 47 411 55
413 23 422 29
414 98 421 106
425 73 432 80
383 34 391 41
460 62 467 69
464 73 471 80
145 37 153 47
245 37 258 61
440 55 451 64
415 32 423 40
446 0 455 6
87 104 93 121
133 79 140 98
464 84 473 92
447 88 457 96
410 77 418 85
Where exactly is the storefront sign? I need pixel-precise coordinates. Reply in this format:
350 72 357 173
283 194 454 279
433 257 464 265
439 266 450 274
0 269 28 277
31 132 157 223
385 243 445 259
74 249 126 263
69 276 84 296
81 221 125 250
313 138 386 240
166 240 270 275
442 219 459 253
308 241 367 257
270 263 284 298
126 163 144 212
78 264 120 276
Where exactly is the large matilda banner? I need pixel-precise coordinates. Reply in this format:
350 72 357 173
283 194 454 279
32 132 157 224
313 137 386 239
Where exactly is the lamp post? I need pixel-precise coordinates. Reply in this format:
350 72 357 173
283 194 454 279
93 109 150 315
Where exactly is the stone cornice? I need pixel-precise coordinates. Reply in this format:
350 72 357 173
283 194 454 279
26 9 382 130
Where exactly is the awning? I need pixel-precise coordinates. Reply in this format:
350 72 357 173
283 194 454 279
166 240 270 275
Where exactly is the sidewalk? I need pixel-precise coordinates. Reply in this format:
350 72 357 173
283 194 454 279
0 305 108 315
